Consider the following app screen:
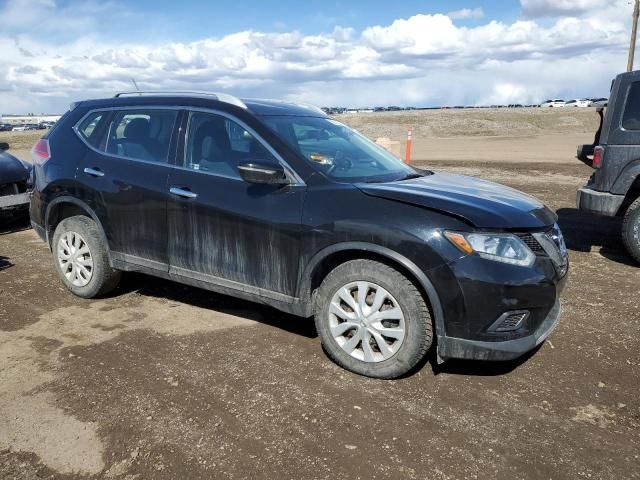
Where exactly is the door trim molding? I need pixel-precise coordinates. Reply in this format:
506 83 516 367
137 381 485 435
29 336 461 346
112 252 298 304
170 266 297 303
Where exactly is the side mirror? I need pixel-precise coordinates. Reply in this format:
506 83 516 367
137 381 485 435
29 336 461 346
0 142 9 151
238 161 289 185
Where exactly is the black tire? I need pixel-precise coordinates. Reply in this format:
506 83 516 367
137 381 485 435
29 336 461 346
51 215 121 298
314 259 433 379
622 197 640 264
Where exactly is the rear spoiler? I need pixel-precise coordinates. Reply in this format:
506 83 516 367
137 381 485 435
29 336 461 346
576 107 604 167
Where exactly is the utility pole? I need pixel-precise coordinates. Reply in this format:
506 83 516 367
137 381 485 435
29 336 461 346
628 0 640 72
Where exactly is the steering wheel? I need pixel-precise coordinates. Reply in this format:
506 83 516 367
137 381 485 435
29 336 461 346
327 150 353 175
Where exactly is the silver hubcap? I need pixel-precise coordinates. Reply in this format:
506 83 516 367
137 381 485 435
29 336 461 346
329 281 406 363
57 232 93 287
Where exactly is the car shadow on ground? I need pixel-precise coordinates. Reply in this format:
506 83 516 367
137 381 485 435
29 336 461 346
0 255 13 272
556 207 636 266
116 272 318 339
114 273 543 379
429 345 541 377
0 213 31 236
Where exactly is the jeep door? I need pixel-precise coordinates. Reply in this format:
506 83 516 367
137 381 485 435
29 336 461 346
166 109 305 298
75 108 180 270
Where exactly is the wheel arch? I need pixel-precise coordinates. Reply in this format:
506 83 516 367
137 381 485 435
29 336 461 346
45 197 109 251
299 242 445 338
618 174 640 216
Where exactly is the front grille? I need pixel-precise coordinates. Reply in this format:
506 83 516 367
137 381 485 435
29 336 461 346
516 233 544 254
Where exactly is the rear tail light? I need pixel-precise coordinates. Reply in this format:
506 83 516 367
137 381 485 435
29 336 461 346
31 138 50 165
592 146 604 168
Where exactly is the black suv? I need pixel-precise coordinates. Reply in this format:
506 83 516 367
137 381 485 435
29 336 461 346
577 70 640 263
30 92 568 378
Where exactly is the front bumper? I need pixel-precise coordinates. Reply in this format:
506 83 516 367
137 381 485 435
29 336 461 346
577 186 624 217
437 300 561 361
0 192 30 210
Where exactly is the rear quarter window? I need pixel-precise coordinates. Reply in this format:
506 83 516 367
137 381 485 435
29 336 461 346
622 82 640 130
76 111 109 148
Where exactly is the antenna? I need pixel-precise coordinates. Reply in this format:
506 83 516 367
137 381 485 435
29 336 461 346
130 78 141 95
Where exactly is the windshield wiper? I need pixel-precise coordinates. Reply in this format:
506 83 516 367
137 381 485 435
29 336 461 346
394 172 426 182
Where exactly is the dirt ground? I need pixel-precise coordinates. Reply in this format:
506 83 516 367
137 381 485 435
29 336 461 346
1 109 639 479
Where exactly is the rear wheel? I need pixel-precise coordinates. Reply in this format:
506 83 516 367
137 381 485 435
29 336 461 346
314 259 433 379
622 197 640 264
52 215 121 298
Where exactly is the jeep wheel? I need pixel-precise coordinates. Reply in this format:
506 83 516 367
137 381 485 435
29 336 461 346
52 215 121 298
622 197 640 264
314 259 433 379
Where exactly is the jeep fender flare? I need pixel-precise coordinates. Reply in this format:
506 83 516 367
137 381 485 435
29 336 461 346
613 160 640 196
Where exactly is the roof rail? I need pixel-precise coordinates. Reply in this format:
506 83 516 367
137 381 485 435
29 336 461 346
113 91 247 109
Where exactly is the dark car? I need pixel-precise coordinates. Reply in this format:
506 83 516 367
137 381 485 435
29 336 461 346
0 124 13 132
0 142 32 215
29 92 568 379
577 71 640 263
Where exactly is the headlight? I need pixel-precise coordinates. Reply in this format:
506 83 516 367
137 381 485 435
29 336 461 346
444 231 536 267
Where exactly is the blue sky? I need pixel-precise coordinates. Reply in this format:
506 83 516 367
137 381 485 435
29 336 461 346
0 0 630 112
115 0 521 39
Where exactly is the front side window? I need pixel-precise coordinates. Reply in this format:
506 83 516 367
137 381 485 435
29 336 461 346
260 115 415 182
184 111 276 179
107 110 177 163
622 82 640 130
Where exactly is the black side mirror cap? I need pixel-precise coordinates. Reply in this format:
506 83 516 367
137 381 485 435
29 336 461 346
0 142 9 151
238 161 289 185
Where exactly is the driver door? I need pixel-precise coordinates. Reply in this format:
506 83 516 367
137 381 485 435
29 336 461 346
167 110 306 298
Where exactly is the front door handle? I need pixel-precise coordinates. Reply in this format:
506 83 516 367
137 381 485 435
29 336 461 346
169 187 198 199
84 167 104 177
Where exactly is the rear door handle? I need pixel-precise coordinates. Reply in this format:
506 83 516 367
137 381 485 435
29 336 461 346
84 167 104 177
169 187 198 199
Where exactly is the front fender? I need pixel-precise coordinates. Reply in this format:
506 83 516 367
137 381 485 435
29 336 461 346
297 241 446 341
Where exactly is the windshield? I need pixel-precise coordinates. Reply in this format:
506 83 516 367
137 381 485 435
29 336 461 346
260 115 416 182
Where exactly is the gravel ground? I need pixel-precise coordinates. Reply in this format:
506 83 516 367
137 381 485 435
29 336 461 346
0 109 639 479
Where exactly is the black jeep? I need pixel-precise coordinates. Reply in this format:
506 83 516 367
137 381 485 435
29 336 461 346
577 70 640 263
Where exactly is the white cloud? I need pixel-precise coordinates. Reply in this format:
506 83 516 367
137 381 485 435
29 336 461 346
0 1 632 113
448 8 485 20
520 0 616 18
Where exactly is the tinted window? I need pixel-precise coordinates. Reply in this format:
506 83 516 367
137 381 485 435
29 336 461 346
77 111 108 147
184 112 276 178
261 115 414 182
106 110 177 163
623 82 640 130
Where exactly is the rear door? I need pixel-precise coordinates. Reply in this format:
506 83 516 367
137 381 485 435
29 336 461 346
75 107 180 270
166 109 305 298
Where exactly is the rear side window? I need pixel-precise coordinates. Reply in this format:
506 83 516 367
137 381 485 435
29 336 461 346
76 111 108 147
106 110 177 163
622 82 640 130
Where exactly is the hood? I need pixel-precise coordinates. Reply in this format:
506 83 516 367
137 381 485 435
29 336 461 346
0 150 31 184
357 172 557 229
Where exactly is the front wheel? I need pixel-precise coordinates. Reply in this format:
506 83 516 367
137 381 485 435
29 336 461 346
622 197 640 264
314 259 433 379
